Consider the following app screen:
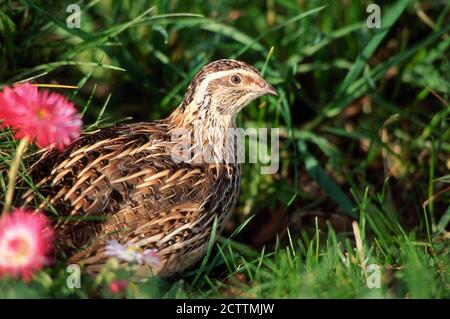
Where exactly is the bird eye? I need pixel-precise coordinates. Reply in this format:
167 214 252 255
230 75 241 84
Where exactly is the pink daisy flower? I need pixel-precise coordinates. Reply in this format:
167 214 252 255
0 208 55 281
0 83 82 150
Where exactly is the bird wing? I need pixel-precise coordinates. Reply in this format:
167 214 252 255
22 123 218 256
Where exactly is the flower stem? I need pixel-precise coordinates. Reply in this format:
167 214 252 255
3 137 29 214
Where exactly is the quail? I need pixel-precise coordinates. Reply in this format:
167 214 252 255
22 59 277 278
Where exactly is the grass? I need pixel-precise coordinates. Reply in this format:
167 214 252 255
0 0 449 298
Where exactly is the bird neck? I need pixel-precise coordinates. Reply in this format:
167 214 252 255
166 105 242 167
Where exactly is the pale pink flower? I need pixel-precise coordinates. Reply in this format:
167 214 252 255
105 240 161 268
0 208 54 281
105 240 141 263
0 83 82 150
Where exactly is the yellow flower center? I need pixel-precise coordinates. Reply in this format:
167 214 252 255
126 245 139 253
7 237 31 266
36 107 48 119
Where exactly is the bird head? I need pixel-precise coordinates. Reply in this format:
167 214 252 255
177 59 277 126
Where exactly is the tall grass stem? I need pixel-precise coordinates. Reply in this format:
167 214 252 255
3 137 29 214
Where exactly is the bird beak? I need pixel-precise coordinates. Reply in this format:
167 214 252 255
263 83 278 96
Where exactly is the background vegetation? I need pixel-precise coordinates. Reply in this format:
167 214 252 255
0 0 449 298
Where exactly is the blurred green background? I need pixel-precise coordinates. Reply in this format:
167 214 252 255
0 0 449 298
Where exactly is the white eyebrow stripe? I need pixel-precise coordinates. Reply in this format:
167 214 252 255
195 69 255 102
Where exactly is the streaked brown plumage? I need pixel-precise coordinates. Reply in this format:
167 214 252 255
22 59 277 278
